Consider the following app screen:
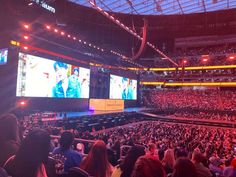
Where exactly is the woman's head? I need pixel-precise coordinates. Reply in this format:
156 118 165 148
80 140 110 177
0 114 19 142
17 128 50 163
163 149 175 168
132 155 166 177
120 145 145 177
9 129 50 177
172 157 198 177
77 143 85 154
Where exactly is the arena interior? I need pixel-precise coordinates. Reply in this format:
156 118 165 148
1 0 236 177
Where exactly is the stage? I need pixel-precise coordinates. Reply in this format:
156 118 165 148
56 107 153 119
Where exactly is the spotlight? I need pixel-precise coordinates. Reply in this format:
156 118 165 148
202 58 208 62
61 31 65 35
46 25 51 30
23 24 30 29
67 34 71 38
73 37 76 40
20 101 25 105
23 35 29 40
23 46 28 50
228 55 235 60
183 60 187 64
28 2 33 6
54 29 58 33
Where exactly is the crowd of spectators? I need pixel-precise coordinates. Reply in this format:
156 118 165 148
143 89 236 112
173 112 236 122
1 113 236 177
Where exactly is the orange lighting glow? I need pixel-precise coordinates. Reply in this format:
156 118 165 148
10 40 20 46
150 65 236 71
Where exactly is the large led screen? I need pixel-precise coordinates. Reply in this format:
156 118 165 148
0 48 8 65
109 74 137 100
16 53 90 98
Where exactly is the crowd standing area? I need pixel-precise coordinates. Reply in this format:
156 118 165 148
1 108 236 177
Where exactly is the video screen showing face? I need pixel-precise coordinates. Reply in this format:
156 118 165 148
109 74 137 100
0 49 8 65
16 53 90 98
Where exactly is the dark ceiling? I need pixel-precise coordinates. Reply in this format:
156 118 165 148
1 0 236 67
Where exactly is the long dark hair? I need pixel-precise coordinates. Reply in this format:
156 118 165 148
120 145 145 177
6 129 50 177
172 157 198 177
0 114 19 143
80 140 110 177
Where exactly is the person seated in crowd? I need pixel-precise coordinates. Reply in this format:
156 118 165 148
174 148 188 160
223 157 236 177
4 129 51 177
52 131 82 173
162 149 175 175
112 145 145 177
146 143 159 159
80 140 113 177
209 156 223 176
0 114 20 167
131 155 166 177
191 150 212 177
172 157 198 177
76 143 85 158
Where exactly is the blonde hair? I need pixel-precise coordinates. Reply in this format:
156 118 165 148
162 149 175 168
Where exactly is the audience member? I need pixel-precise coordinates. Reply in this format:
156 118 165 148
191 150 212 177
223 158 236 177
80 140 113 177
52 131 82 173
146 143 159 159
162 149 175 175
112 145 145 177
4 129 51 177
131 155 166 177
172 157 198 177
0 114 20 167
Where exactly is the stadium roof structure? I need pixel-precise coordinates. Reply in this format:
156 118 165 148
68 0 236 15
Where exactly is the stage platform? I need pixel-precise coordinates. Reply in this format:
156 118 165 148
57 107 153 119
